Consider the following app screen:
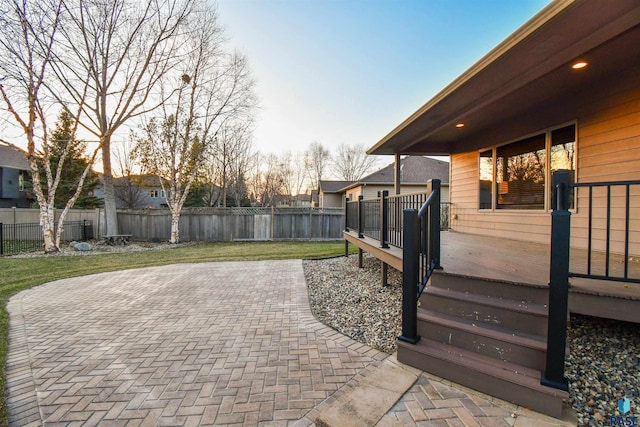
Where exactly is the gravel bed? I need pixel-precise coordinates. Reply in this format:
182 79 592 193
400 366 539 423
303 253 639 426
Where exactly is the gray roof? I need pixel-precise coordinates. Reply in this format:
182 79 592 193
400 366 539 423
359 156 449 185
320 180 354 193
0 145 30 170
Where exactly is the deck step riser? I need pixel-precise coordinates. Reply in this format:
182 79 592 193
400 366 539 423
416 318 546 371
429 273 549 305
397 342 566 419
422 294 548 335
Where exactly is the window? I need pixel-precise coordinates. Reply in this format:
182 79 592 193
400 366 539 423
149 189 165 198
18 173 25 192
478 124 576 210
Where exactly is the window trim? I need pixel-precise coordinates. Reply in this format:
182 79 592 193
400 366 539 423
478 121 577 212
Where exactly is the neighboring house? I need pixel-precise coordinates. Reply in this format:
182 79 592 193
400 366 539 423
95 174 168 209
340 156 449 203
0 145 31 208
275 193 313 208
318 156 449 208
318 181 353 208
345 0 640 419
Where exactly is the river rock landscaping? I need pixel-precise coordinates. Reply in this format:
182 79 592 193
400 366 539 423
303 253 640 426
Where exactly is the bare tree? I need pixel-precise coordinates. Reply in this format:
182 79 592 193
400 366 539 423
253 153 285 207
113 138 147 208
134 6 255 243
52 0 197 236
207 122 254 207
279 151 307 203
304 141 330 193
332 143 379 181
0 0 99 253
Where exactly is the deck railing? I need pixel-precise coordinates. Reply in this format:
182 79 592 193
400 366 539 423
344 190 449 250
569 179 640 284
544 170 640 392
398 179 442 344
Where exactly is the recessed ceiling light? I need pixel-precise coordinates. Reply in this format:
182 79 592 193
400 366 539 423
572 61 588 70
455 123 465 128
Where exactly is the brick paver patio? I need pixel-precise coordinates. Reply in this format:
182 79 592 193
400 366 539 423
5 259 573 426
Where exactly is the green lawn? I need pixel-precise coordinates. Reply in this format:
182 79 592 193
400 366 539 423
0 241 354 425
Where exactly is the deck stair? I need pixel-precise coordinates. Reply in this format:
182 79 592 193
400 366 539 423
397 272 569 418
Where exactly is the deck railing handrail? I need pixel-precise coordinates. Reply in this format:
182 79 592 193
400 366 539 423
398 179 442 344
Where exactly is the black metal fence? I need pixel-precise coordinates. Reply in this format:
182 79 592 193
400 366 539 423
0 220 93 256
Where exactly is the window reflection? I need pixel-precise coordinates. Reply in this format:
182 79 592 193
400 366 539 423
496 134 546 209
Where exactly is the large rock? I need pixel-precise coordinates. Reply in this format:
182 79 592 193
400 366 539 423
74 242 92 252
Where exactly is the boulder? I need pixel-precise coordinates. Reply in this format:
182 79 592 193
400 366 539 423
74 242 92 252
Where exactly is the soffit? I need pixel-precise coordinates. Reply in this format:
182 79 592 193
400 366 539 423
368 0 640 155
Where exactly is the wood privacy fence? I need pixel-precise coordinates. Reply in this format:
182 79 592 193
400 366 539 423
116 207 345 242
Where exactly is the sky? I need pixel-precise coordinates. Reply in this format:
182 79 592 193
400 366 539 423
215 0 552 161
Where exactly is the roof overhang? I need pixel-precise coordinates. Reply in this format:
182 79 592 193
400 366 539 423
368 0 640 156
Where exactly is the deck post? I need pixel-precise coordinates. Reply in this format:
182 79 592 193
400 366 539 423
344 197 350 257
542 170 571 392
381 261 388 287
427 180 442 269
394 153 401 195
344 197 350 232
358 248 364 268
357 195 364 238
399 208 420 344
380 190 389 248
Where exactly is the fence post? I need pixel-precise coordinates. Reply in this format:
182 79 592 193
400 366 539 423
0 223 3 255
541 170 571 392
380 190 389 248
399 208 420 344
357 195 364 238
427 179 442 269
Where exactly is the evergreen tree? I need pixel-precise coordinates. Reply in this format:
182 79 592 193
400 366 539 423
36 109 103 209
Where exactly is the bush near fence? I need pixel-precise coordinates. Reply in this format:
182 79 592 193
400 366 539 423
116 207 345 242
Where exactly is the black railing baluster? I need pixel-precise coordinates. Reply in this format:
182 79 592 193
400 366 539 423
357 195 364 238
625 185 630 280
606 185 611 277
588 187 593 275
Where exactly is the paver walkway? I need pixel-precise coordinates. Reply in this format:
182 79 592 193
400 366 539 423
5 260 573 426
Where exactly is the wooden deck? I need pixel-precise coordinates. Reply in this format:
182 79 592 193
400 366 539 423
344 230 640 323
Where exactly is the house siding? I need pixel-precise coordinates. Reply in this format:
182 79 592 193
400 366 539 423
449 71 640 254
320 192 344 208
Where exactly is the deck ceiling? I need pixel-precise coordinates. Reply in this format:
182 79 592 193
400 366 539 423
368 0 640 156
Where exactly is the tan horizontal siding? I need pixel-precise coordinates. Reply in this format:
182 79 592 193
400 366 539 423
449 72 640 254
